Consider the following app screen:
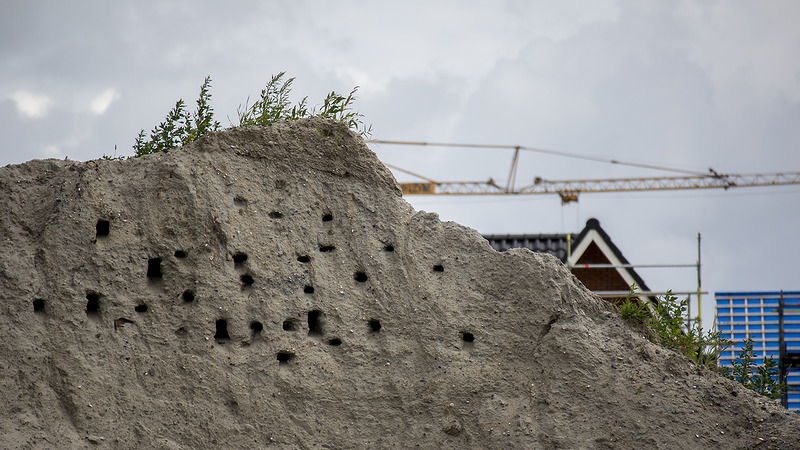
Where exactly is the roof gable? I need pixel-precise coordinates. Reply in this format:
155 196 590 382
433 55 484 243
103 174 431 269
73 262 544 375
484 218 650 295
569 219 651 292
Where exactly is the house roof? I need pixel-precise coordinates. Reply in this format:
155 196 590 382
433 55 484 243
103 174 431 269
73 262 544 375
483 218 651 293
482 233 568 261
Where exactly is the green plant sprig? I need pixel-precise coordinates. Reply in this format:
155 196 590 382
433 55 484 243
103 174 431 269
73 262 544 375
619 285 650 322
131 76 221 158
235 72 307 127
312 87 372 137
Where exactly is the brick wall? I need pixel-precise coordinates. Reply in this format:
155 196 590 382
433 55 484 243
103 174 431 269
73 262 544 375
570 242 631 292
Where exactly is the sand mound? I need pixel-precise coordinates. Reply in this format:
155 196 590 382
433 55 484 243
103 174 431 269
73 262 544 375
1 118 798 449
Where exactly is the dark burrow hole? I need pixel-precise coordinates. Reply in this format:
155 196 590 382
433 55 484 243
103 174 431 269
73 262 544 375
233 252 248 266
135 304 148 313
214 319 230 341
234 196 247 208
304 285 314 294
354 272 368 283
277 351 294 364
283 319 297 331
33 299 45 313
147 258 162 280
114 317 133 330
250 321 263 334
174 250 187 258
433 265 444 272
182 290 195 303
327 338 342 346
241 274 254 287
95 219 109 237
462 332 475 343
322 213 333 222
268 211 283 219
319 245 335 252
368 319 382 333
384 244 395 252
86 293 101 315
297 255 310 263
308 310 323 336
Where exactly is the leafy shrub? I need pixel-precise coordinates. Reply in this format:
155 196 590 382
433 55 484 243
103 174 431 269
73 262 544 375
719 335 786 400
620 285 729 368
117 73 371 160
620 285 787 400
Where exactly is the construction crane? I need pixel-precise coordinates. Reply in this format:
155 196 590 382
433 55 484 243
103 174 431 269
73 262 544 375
366 139 800 204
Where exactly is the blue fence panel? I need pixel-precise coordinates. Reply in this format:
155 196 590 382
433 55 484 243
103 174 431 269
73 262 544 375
715 291 800 413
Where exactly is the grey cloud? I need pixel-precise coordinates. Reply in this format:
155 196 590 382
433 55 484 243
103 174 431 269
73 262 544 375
0 1 798 330
364 76 467 139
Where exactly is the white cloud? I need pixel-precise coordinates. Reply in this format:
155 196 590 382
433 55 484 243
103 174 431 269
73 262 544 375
679 1 800 105
250 0 620 94
9 91 51 118
42 144 61 158
89 88 120 115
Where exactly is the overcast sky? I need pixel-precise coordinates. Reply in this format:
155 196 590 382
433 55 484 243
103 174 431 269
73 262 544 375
2 0 799 329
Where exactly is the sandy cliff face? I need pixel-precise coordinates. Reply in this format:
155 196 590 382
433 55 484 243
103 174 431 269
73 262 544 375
1 118 798 449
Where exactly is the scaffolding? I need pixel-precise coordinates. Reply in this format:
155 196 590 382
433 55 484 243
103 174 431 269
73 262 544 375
566 233 703 324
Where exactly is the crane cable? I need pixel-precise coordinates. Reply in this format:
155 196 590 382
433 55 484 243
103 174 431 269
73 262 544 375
366 139 714 177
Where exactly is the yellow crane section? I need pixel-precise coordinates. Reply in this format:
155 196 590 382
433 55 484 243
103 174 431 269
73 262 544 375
366 139 800 204
392 171 800 204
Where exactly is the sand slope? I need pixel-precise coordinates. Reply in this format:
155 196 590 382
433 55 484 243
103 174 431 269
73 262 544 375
1 118 798 449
